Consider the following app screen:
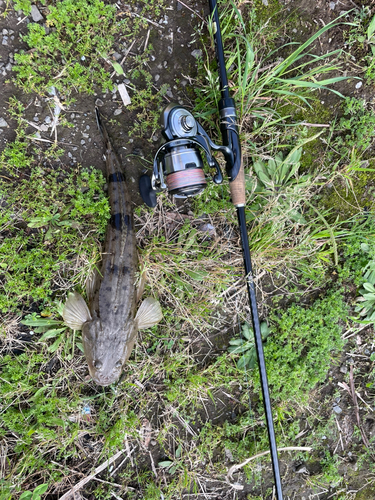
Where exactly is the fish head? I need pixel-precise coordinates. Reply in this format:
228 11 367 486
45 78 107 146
82 318 137 386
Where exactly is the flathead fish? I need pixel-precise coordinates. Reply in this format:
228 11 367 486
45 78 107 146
62 108 162 386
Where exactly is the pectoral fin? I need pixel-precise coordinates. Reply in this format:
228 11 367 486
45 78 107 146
63 291 92 330
135 297 163 330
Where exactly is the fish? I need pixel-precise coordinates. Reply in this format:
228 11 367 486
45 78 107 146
62 108 162 386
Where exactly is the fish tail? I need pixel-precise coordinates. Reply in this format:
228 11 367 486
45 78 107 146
95 107 110 147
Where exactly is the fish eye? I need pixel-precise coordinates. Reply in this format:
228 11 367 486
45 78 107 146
94 360 103 370
115 360 122 369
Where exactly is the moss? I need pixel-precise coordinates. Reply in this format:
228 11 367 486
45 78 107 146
253 0 313 48
355 487 375 500
320 169 375 221
275 99 334 172
253 0 282 22
344 465 375 499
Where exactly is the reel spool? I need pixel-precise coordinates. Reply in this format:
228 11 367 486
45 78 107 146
139 104 233 208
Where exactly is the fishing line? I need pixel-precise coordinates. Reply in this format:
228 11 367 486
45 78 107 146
202 169 264 496
234 286 265 499
212 161 264 497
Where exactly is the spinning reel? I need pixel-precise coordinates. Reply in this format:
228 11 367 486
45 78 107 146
139 103 241 208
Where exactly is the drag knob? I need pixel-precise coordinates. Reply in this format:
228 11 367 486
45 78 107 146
181 115 195 132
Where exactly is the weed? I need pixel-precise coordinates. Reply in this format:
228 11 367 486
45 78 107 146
317 452 343 488
19 484 48 500
127 68 169 139
20 312 82 360
13 0 117 98
228 321 270 370
343 7 375 85
0 112 109 313
259 290 347 405
353 242 375 325
13 0 46 15
336 97 375 152
250 147 311 194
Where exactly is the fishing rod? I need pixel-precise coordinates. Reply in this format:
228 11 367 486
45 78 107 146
138 1 284 497
207 2 284 498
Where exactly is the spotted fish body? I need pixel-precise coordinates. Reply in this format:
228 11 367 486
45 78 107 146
63 109 162 386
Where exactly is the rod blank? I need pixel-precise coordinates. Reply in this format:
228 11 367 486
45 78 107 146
207 0 284 498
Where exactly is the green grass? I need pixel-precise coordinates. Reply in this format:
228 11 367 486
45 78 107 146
264 289 347 403
336 97 375 152
0 157 109 312
2 0 375 498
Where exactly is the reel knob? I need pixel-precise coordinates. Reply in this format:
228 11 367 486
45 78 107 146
139 174 157 208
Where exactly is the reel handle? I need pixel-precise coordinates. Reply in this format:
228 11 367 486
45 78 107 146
229 156 245 207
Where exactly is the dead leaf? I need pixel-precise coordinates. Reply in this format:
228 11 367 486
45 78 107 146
140 418 152 449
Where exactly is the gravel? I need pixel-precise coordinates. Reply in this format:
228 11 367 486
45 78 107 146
0 118 8 127
199 223 216 237
191 49 202 59
333 404 342 414
31 4 44 22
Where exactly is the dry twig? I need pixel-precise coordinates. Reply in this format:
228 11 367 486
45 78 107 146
176 1 205 22
227 446 312 481
338 365 371 449
59 447 135 499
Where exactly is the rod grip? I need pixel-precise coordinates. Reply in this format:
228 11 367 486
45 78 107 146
229 156 245 207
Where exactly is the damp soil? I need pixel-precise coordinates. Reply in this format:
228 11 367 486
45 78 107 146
0 0 208 205
2 0 375 499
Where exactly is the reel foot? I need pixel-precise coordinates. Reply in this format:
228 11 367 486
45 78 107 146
139 175 157 208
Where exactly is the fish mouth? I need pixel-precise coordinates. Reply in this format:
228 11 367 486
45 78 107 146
88 366 117 386
92 375 117 387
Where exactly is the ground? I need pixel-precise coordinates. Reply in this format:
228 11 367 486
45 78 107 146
0 0 209 205
1 0 375 499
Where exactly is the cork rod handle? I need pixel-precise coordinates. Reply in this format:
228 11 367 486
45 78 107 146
229 157 246 207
